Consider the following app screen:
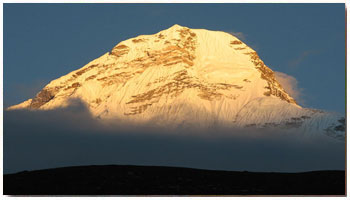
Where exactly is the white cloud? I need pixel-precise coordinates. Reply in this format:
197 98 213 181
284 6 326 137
274 71 304 104
287 50 320 68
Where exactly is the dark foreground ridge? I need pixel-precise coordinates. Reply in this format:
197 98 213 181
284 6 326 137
4 165 345 195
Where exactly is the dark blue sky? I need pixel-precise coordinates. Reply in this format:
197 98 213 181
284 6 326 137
4 3 345 114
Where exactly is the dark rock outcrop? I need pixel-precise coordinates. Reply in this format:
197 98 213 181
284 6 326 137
29 87 59 109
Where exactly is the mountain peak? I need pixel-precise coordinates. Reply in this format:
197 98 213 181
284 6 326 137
9 26 298 114
168 24 186 30
7 25 345 140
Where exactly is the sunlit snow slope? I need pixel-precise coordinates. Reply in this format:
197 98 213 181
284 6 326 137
9 24 345 140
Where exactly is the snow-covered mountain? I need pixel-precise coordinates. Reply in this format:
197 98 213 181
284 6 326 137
9 24 345 140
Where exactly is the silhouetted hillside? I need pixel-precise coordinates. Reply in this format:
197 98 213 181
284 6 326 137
4 165 345 195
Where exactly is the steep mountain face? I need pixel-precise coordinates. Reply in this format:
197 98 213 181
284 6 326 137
9 24 344 140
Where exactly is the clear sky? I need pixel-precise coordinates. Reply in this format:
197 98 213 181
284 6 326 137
4 3 345 114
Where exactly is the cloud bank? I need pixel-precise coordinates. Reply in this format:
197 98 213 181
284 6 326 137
275 71 304 104
3 101 344 174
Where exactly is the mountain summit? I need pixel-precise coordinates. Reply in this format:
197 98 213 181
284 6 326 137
9 25 344 140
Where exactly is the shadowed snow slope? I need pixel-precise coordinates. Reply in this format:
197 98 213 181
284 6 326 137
8 24 344 140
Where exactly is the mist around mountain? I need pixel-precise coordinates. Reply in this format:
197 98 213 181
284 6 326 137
4 100 345 174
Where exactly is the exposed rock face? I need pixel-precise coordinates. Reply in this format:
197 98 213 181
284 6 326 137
8 24 344 140
244 51 296 104
110 44 130 57
30 87 60 109
324 117 346 140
